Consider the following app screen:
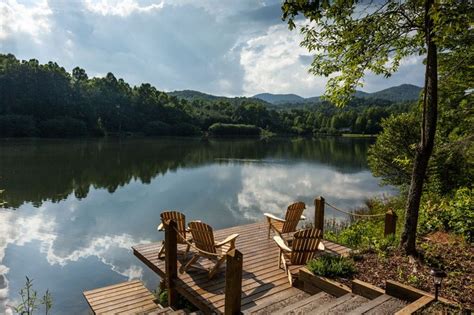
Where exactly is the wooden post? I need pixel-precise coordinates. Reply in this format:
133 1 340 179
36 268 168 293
164 219 178 308
384 209 397 237
224 249 243 315
315 196 325 236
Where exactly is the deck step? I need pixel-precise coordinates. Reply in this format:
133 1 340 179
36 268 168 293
274 291 336 315
319 294 369 314
347 294 393 314
246 287 311 314
145 307 190 315
363 296 408 315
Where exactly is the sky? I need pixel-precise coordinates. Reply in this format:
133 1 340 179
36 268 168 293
0 0 425 97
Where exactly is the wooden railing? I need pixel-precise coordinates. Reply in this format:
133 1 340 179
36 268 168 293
314 196 398 238
163 219 243 314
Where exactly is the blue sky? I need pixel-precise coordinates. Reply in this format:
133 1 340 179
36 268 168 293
0 0 424 97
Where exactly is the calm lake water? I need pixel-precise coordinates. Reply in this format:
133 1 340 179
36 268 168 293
0 137 394 314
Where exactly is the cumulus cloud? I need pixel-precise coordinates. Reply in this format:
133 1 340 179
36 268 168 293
0 0 424 100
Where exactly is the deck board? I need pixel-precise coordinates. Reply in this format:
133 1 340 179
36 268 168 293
133 221 350 314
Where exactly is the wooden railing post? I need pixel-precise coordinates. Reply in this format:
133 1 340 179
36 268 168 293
315 196 325 236
164 219 178 308
384 209 397 237
225 249 243 315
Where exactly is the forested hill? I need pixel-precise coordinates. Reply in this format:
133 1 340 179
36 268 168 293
250 84 422 105
0 54 416 138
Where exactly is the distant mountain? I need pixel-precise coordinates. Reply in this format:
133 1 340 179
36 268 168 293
252 93 305 104
252 84 422 105
169 90 270 106
366 84 422 102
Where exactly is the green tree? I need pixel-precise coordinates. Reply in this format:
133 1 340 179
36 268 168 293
282 0 471 254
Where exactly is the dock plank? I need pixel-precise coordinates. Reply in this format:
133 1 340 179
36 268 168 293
133 221 350 314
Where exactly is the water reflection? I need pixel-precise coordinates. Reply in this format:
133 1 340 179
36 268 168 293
0 137 393 314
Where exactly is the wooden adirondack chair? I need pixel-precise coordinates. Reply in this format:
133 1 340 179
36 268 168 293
264 202 306 239
157 211 191 258
179 221 239 279
273 227 324 285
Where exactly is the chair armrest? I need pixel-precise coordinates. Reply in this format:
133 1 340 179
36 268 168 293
157 223 164 231
273 235 292 252
263 213 286 223
215 233 239 247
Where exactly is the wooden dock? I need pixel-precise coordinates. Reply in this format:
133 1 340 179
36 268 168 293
133 221 350 314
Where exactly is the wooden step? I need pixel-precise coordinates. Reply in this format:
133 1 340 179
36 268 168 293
245 287 311 314
347 294 393 315
274 291 336 315
364 297 408 315
320 294 368 314
83 281 159 314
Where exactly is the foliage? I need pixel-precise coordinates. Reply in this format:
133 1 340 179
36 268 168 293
307 254 356 278
368 113 419 187
10 276 53 315
418 187 474 241
0 53 414 138
208 123 261 136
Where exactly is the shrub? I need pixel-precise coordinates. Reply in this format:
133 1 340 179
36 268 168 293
143 120 171 136
0 115 37 137
173 122 201 136
208 123 261 136
307 254 356 278
39 117 87 137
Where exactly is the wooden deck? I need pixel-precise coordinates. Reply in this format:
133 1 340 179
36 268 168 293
83 280 160 314
132 221 350 314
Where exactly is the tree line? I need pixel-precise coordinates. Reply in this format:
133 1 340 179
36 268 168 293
0 53 413 138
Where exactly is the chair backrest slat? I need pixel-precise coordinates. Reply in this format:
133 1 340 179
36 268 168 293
188 221 217 254
161 211 187 244
282 202 305 233
290 228 322 265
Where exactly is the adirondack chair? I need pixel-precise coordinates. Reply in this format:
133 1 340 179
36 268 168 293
157 211 191 258
273 227 324 285
179 221 239 279
264 202 306 239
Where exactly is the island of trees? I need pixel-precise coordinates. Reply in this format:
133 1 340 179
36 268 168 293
0 53 418 138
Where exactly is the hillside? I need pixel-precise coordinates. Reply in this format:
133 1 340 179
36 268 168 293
252 93 305 104
251 84 421 105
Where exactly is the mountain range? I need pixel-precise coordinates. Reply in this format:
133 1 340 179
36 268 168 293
169 84 422 106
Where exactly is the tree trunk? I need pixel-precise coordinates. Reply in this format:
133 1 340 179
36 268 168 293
400 0 438 255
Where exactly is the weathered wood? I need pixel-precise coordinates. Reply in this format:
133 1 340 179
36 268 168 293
83 281 159 314
314 196 325 235
133 221 351 314
386 280 425 302
394 295 434 315
351 279 385 300
299 267 351 297
384 209 397 237
224 249 243 315
165 219 178 308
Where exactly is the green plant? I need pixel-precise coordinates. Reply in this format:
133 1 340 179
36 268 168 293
307 254 356 278
10 276 53 315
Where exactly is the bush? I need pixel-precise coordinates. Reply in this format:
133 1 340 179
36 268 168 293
39 117 87 137
0 115 37 137
307 254 356 278
208 123 260 136
418 187 473 241
143 120 171 136
173 122 201 136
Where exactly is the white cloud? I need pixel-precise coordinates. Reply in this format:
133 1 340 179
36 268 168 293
0 0 52 41
240 24 328 97
83 0 164 16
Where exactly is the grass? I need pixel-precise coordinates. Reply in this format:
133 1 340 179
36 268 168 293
307 254 356 278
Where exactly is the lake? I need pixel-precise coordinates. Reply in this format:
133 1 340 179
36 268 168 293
0 137 394 314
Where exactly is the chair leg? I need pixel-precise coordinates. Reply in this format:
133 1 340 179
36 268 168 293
180 254 199 274
287 269 293 286
209 256 226 279
185 243 191 255
158 241 165 259
278 249 282 269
